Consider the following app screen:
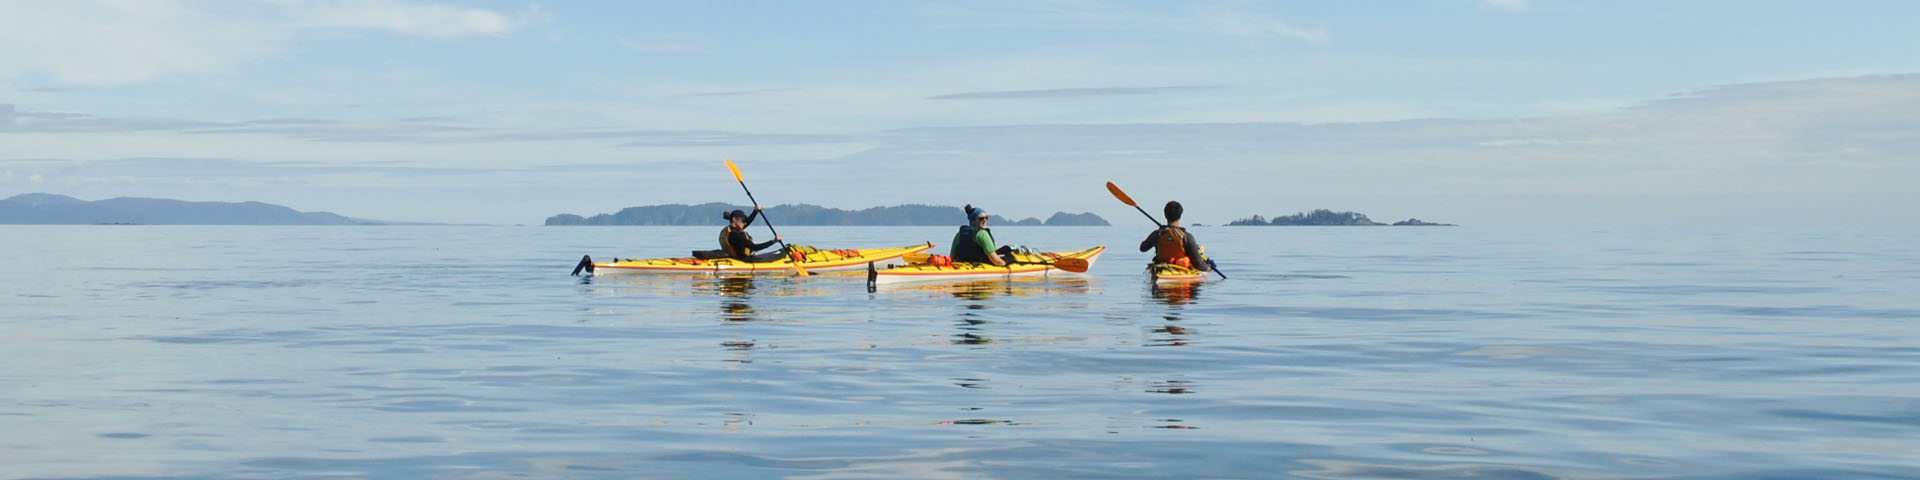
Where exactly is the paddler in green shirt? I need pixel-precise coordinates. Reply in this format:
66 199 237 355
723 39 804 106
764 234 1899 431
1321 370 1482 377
950 204 1009 266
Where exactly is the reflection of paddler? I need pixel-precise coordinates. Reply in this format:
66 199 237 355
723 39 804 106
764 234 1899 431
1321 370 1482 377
1152 282 1200 306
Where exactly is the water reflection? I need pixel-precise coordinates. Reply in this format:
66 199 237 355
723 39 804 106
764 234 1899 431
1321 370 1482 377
1147 282 1202 347
874 277 1096 299
1151 282 1202 306
701 277 760 322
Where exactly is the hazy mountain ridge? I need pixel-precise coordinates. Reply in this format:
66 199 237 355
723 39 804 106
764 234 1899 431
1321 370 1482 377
1227 209 1455 226
1 193 368 225
547 203 1110 226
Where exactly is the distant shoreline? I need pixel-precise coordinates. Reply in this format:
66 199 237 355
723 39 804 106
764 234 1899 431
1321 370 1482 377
1227 209 1455 226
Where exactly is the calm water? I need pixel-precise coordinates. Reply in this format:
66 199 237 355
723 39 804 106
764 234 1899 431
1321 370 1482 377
3 225 1916 479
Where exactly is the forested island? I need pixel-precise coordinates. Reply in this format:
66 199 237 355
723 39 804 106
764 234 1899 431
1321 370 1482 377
1227 209 1454 226
546 203 1109 226
0 193 369 225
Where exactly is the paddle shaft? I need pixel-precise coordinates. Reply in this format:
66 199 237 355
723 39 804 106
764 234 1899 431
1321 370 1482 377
733 180 789 252
1130 204 1166 229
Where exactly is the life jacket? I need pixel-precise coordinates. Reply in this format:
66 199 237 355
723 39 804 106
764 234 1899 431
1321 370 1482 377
719 226 752 259
1155 226 1190 264
950 225 992 263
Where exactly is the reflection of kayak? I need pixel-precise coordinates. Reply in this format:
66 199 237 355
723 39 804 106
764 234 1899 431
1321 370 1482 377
1149 263 1208 284
871 246 1103 285
590 243 932 275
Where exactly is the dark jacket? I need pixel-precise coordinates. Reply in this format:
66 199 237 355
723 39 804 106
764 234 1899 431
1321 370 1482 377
720 211 777 260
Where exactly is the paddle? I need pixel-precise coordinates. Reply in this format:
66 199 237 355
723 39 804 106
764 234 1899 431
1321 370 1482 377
1106 182 1226 279
900 253 1090 273
570 254 594 276
724 159 808 277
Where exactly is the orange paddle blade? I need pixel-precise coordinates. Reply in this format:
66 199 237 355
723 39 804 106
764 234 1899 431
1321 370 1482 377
725 159 744 182
1105 181 1137 207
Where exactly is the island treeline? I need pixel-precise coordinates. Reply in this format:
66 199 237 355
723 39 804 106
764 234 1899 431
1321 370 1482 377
547 203 1110 226
1 193 367 225
1227 209 1453 226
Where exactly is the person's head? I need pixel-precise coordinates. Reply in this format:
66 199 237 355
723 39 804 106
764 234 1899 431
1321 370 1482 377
725 209 748 228
1164 201 1184 223
966 204 989 226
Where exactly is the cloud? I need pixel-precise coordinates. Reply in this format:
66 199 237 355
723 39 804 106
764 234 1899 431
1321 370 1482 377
942 1 1330 45
0 104 223 132
0 1 542 86
1480 0 1533 12
0 104 862 146
679 87 803 98
1189 7 1330 44
858 73 1920 204
295 1 543 38
928 85 1220 100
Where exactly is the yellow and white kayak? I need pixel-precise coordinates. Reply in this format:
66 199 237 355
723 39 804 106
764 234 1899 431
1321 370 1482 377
870 246 1104 285
586 243 932 275
1148 262 1209 284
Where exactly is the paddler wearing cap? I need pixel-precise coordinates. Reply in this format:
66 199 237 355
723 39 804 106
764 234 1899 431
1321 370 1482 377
950 204 1010 267
719 206 786 262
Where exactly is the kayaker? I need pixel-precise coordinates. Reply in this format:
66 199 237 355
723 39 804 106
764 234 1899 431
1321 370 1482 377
1139 201 1210 271
720 207 785 262
950 204 1009 267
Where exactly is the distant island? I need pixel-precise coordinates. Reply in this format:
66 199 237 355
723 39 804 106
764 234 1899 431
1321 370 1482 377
547 203 1110 226
1227 209 1455 226
0 193 371 225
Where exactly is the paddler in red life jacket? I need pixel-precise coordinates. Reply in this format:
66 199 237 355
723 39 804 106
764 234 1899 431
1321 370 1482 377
950 204 1010 267
1139 201 1210 271
720 207 785 262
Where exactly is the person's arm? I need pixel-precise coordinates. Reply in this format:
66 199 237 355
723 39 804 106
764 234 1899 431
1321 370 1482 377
751 239 779 252
742 207 760 227
976 229 1006 266
1140 229 1161 252
1183 229 1209 272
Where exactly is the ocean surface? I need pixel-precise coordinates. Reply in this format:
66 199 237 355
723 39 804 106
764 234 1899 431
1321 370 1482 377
3 225 1916 479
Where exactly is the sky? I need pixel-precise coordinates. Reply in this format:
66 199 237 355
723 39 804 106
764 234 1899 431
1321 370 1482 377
2 0 1917 227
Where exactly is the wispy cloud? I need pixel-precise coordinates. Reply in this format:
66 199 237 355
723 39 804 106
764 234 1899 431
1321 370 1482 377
295 1 544 38
928 85 1220 100
678 87 803 98
1189 7 1330 44
1 104 862 147
1480 0 1533 12
867 74 1920 198
938 1 1331 45
0 104 222 132
0 1 544 86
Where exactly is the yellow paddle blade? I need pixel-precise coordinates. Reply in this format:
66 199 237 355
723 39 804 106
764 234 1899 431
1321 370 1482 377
787 247 810 277
725 159 744 182
1106 181 1137 207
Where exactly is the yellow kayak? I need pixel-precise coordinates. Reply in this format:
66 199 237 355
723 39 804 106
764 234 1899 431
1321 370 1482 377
870 246 1104 285
1148 262 1208 284
585 243 932 275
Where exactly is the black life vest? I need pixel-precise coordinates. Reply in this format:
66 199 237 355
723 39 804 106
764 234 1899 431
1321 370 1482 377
949 225 993 263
